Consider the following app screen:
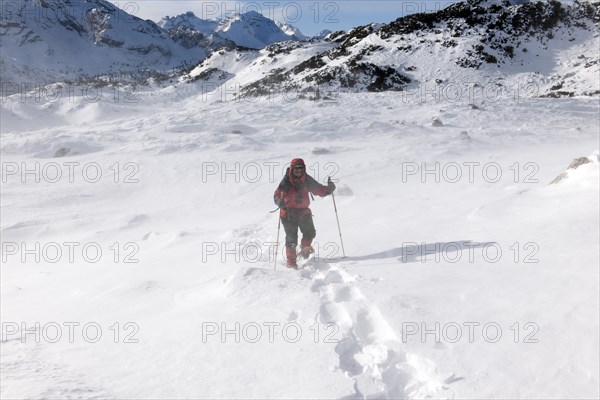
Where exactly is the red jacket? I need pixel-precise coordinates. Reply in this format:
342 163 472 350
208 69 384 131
274 159 330 218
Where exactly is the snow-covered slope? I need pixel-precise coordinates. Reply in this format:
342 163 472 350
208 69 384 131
181 40 337 91
0 0 207 84
1 81 598 398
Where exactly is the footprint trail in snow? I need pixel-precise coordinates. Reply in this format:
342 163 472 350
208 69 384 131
225 214 457 399
296 258 454 399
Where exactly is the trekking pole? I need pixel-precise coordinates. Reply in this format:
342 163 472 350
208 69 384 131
273 192 284 270
329 177 346 258
274 216 282 270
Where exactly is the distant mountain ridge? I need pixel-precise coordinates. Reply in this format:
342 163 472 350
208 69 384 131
0 1 306 85
158 10 306 49
232 0 599 97
1 0 598 98
0 0 206 84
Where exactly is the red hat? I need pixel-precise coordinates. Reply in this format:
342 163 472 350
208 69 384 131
290 158 305 168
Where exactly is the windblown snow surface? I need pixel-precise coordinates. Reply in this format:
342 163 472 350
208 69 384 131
1 83 599 399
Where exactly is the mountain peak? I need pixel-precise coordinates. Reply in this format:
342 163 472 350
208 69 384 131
158 11 218 34
160 10 305 49
237 10 264 18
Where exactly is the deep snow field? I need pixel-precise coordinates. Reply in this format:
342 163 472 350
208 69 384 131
1 86 599 399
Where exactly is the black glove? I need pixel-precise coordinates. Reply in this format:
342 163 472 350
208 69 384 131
327 180 336 194
276 198 287 209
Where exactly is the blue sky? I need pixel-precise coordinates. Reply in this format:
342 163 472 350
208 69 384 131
108 1 458 35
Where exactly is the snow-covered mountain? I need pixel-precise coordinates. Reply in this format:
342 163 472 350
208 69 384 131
215 11 305 48
275 20 308 41
314 29 334 40
181 0 599 98
234 0 600 96
159 10 306 50
2 0 598 97
0 3 305 85
0 0 207 85
158 11 219 35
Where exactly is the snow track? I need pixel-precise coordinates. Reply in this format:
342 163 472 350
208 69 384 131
296 259 451 399
216 208 453 398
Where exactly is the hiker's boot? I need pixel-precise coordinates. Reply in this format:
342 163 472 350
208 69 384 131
300 238 314 259
286 246 297 269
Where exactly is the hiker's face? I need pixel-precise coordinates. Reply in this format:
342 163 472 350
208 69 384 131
293 166 304 177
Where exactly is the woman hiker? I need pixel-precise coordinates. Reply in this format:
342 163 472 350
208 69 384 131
274 158 336 269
